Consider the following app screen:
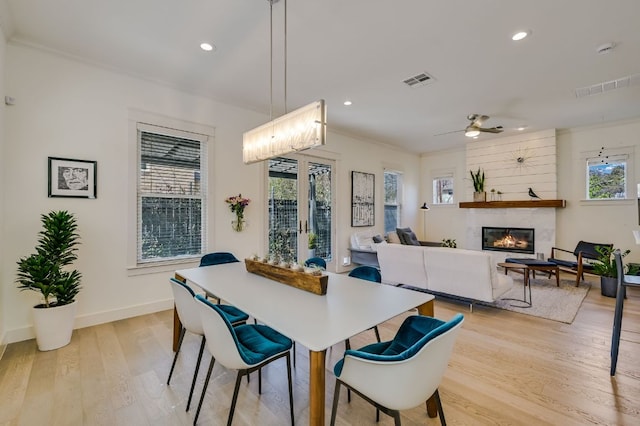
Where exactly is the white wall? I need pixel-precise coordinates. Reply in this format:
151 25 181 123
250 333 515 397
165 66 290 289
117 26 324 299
1 44 420 343
0 18 7 353
422 121 640 263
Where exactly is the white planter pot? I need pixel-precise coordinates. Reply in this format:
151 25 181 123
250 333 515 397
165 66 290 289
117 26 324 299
32 301 78 351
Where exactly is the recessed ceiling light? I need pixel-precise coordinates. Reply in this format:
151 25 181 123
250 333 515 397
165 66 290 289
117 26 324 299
343 100 352 106
200 42 215 52
512 31 530 41
517 126 527 131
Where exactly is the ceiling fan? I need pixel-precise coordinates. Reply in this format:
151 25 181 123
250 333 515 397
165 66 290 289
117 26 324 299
464 114 504 137
434 114 504 138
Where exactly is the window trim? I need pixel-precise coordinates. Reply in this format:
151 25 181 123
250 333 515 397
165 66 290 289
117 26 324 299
127 110 215 273
581 146 634 202
383 169 403 233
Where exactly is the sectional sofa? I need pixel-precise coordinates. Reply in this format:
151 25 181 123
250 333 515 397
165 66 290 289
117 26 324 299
376 243 513 303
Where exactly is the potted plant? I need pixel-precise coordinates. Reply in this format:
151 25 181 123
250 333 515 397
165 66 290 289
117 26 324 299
470 168 486 202
16 210 82 350
592 245 629 298
308 232 318 258
441 238 457 248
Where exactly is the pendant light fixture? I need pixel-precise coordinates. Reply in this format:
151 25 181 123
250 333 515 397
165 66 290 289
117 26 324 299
243 0 327 164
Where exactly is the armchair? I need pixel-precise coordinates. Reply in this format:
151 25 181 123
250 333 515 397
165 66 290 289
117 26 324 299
548 241 612 287
330 313 464 425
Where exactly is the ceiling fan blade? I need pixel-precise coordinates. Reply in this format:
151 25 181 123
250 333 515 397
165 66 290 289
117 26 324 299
468 114 489 127
479 126 504 134
433 129 464 137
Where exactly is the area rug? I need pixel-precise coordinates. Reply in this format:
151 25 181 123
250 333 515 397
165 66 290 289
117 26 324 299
487 278 591 324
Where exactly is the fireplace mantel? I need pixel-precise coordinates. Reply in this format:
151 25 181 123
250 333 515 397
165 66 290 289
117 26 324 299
459 200 566 208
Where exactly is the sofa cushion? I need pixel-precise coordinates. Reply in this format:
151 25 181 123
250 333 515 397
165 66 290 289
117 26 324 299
396 227 421 246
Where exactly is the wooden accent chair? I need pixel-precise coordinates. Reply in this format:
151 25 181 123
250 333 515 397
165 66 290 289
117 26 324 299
547 241 612 287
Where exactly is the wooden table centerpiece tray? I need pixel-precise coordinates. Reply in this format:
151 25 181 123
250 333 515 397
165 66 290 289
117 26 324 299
244 258 328 295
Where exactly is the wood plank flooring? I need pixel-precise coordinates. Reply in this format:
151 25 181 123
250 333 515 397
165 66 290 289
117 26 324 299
1 274 639 425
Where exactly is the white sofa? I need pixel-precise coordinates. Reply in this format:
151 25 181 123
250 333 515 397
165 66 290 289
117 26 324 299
376 243 513 303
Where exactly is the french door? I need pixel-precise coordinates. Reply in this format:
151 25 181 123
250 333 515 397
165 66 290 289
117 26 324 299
267 154 335 269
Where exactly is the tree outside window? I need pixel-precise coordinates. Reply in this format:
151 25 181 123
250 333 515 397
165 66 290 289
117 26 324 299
384 171 402 233
433 176 454 204
587 157 626 199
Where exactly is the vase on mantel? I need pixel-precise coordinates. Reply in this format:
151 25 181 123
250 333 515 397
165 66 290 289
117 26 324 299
473 191 486 202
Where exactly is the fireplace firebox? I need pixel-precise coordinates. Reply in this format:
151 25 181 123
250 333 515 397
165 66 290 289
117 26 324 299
482 227 535 254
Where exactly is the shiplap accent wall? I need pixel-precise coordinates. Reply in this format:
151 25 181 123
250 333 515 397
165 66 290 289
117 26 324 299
466 128 557 200
465 129 558 260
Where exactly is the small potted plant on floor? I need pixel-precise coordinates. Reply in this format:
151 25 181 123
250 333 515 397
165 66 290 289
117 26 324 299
308 232 318 258
592 245 629 298
16 210 82 350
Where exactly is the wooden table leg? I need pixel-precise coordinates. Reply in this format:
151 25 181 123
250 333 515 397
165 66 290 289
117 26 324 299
309 349 326 426
172 273 186 352
416 299 438 417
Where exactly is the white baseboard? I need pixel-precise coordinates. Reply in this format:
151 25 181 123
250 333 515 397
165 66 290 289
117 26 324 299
5 298 174 345
0 331 7 361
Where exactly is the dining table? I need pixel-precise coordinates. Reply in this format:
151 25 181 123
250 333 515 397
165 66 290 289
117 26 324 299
174 261 435 425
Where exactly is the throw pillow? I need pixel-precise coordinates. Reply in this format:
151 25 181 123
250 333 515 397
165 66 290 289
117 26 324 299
396 227 420 246
387 231 401 244
372 234 384 243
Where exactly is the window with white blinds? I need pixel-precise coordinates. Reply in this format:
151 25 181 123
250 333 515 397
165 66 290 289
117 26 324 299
137 124 207 263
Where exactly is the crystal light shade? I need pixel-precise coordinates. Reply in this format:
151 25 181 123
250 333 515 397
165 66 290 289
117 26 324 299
243 100 327 164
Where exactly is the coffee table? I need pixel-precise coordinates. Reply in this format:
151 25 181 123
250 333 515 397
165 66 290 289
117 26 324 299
504 258 560 287
498 262 532 307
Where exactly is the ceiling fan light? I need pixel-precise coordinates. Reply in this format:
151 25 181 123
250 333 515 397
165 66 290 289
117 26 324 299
465 128 480 138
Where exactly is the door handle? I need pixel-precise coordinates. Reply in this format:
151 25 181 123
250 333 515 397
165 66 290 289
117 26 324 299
299 221 303 234
305 220 309 233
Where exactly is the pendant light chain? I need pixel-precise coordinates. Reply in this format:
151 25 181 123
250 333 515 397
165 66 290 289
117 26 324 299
284 0 287 114
269 0 273 121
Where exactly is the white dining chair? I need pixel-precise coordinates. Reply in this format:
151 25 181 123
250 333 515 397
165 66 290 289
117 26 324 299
330 313 464 426
167 278 248 411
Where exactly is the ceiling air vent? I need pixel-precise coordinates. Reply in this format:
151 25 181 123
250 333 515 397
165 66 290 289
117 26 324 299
403 72 435 88
575 72 640 98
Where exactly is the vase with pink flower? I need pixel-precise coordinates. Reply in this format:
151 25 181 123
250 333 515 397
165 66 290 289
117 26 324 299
225 194 250 232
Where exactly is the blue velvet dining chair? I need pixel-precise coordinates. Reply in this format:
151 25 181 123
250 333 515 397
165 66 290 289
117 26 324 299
199 252 241 303
304 257 327 269
346 266 383 349
330 313 464 426
166 278 249 412
610 249 640 375
193 295 294 426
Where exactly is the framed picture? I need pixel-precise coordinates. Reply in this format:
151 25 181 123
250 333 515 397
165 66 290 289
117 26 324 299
48 157 97 199
351 171 374 227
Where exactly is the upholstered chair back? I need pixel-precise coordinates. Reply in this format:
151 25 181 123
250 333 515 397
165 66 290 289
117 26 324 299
199 252 240 267
169 278 204 336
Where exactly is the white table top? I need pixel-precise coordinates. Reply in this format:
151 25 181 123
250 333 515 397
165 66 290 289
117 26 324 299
624 274 640 286
176 262 434 352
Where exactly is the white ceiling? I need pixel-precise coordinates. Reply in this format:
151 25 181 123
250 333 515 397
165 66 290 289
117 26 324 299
2 0 640 153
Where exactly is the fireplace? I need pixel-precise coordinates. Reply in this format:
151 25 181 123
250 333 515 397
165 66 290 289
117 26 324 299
482 227 534 254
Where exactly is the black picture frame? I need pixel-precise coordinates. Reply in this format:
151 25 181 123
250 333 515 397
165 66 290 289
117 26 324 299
351 171 374 227
48 157 97 199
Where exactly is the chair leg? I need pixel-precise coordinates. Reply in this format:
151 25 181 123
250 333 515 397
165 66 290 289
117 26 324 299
167 327 186 385
611 285 626 375
374 325 381 343
258 368 262 394
286 353 294 426
434 389 446 426
186 336 206 411
292 341 297 368
193 356 216 426
330 380 342 426
345 338 351 350
227 371 245 426
391 410 402 426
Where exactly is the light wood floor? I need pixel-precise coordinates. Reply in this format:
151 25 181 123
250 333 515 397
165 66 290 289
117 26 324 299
1 274 639 425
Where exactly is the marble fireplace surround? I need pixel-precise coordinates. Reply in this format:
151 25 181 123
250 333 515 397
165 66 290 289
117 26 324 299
465 208 556 264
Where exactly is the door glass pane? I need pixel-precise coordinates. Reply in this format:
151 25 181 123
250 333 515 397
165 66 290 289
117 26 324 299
308 161 332 262
268 157 298 262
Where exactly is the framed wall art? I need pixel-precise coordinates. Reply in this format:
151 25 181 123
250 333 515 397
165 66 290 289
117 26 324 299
48 157 97 199
351 171 374 227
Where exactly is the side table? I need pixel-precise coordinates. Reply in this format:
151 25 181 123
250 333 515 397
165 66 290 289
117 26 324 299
497 262 532 308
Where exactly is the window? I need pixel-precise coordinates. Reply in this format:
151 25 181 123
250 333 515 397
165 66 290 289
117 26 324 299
137 123 208 264
384 171 403 233
586 155 627 200
432 174 454 204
